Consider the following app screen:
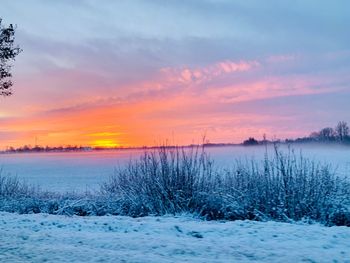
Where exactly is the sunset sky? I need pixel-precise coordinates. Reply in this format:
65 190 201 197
1 0 350 148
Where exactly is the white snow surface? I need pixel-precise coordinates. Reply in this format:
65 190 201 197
1 212 350 263
1 145 349 192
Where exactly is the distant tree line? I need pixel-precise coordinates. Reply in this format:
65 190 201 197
243 121 350 146
2 145 93 153
288 121 350 144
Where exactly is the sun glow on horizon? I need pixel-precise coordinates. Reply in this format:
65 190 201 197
91 139 120 148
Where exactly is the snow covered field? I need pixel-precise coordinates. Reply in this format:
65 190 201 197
1 144 349 192
1 212 350 263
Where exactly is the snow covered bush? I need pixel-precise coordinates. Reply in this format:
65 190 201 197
100 146 219 216
221 146 350 224
101 145 350 225
0 171 36 197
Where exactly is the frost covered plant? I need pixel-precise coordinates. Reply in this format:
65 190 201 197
101 145 350 225
0 170 36 197
221 146 350 223
101 145 219 216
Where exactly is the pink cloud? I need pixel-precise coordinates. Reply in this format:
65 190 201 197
204 76 340 104
160 60 259 85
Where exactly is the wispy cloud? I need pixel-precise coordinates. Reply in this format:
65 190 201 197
161 60 259 84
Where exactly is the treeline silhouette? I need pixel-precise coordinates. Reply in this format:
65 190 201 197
3 145 93 153
244 121 350 146
286 121 350 144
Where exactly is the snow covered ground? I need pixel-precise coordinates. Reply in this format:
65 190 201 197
1 212 350 263
1 145 349 192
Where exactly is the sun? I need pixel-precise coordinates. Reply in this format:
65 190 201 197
91 139 119 148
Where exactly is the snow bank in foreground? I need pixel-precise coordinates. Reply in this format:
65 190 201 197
1 213 349 263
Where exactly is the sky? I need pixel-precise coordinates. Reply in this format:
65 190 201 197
1 0 350 148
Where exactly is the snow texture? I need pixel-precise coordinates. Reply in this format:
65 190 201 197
1 212 350 262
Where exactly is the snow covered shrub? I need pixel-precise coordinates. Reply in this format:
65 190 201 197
0 174 98 215
101 145 350 225
221 146 350 223
0 171 36 197
101 145 232 216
